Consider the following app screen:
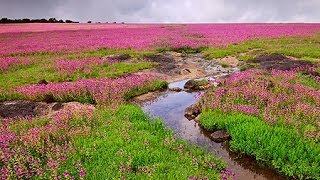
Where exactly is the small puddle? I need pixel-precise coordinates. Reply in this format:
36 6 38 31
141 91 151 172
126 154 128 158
140 78 287 180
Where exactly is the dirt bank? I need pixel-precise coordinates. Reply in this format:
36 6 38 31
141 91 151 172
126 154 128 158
0 100 95 119
250 54 315 71
138 51 239 82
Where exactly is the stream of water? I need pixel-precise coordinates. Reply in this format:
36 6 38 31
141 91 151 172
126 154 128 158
140 78 287 180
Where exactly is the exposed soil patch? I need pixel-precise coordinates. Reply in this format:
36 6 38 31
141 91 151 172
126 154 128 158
105 54 131 62
133 52 239 103
214 56 241 68
132 91 165 105
140 52 239 82
250 54 313 71
144 54 178 74
0 100 94 119
0 101 49 118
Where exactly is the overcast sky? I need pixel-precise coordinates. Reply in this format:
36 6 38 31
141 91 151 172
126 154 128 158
0 0 319 23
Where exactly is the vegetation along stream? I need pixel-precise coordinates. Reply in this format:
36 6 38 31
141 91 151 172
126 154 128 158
139 77 288 180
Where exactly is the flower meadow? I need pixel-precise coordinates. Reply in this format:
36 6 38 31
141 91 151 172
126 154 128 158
201 68 320 141
0 103 94 179
199 68 320 178
54 58 115 74
0 103 227 179
16 74 165 106
1 23 320 55
1 23 320 179
0 57 31 72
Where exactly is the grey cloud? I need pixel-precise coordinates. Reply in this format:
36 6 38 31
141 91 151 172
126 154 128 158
0 0 319 22
0 0 65 19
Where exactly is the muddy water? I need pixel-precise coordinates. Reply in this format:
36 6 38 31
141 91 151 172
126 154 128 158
141 79 287 180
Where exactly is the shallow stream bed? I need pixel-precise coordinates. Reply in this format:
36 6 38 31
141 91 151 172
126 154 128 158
139 78 287 180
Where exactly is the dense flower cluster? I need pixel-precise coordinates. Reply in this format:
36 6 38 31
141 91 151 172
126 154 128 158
0 23 149 34
201 69 320 141
16 74 160 106
54 58 113 74
0 57 31 72
1 24 319 55
220 169 236 180
0 103 94 179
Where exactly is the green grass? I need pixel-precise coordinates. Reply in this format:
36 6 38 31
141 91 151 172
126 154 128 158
194 79 209 87
297 73 320 90
238 54 255 61
2 47 156 59
0 48 159 102
2 34 319 102
157 46 208 54
203 35 320 62
62 105 226 179
200 111 320 179
124 80 168 100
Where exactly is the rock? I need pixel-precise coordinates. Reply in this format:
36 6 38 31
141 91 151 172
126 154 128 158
210 130 231 143
184 79 197 89
194 116 200 123
106 54 131 61
179 68 191 75
216 56 240 68
163 51 183 57
52 102 64 111
145 54 175 64
38 79 48 85
184 79 209 91
184 104 201 120
169 87 182 92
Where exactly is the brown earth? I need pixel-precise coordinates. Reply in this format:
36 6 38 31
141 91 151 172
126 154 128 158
132 52 239 103
249 54 314 71
138 52 239 83
0 100 49 118
132 91 165 105
0 100 94 119
214 56 241 68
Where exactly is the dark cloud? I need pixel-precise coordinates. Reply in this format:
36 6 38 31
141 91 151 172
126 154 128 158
0 0 319 22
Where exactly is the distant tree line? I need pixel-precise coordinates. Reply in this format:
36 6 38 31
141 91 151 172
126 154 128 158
0 18 79 24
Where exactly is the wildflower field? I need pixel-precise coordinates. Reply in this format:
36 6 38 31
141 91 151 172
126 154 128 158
0 23 320 179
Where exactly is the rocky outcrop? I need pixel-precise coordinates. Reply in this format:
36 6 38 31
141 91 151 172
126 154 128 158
169 87 182 92
184 79 211 91
210 130 231 143
184 104 201 120
184 79 197 89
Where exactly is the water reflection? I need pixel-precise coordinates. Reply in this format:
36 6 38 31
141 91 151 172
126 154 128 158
141 81 287 180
